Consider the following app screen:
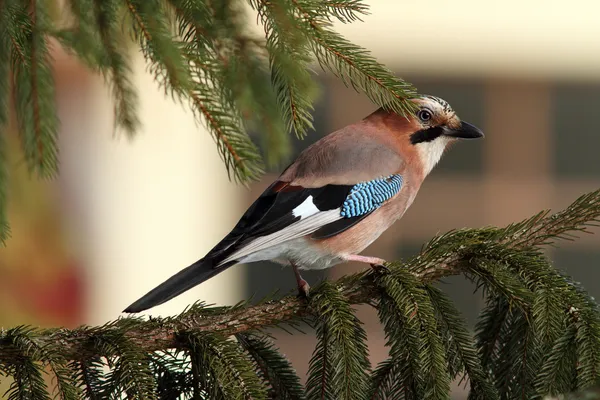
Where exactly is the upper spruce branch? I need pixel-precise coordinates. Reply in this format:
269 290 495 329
0 0 416 243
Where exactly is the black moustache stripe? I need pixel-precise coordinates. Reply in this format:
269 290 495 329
409 126 444 145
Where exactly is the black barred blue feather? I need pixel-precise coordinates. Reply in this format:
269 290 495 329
312 175 403 239
341 175 403 218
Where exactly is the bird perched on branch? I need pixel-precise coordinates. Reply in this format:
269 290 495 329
124 95 484 313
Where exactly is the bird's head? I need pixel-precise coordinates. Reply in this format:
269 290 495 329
402 95 484 175
409 95 484 144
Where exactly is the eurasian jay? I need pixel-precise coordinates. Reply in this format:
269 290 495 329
124 95 484 313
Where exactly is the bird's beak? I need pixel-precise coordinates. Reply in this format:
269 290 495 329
444 121 484 139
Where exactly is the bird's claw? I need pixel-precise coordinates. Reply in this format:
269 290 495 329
370 263 390 274
296 280 311 300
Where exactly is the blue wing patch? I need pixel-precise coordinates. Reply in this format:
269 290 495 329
340 175 403 218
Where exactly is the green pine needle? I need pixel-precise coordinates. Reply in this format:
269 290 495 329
306 282 371 400
494 308 538 399
188 81 265 182
126 0 194 98
250 0 318 139
291 0 417 117
237 333 306 400
375 269 451 400
3 327 51 400
367 358 403 400
184 332 268 400
535 317 578 396
317 0 370 23
426 285 499 400
95 326 157 399
93 0 140 137
150 350 191 399
2 326 81 400
70 358 106 400
10 0 60 178
51 0 110 72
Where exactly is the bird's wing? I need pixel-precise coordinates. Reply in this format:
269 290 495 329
279 120 406 187
124 115 409 312
207 129 406 266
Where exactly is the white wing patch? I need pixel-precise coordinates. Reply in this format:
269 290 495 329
221 209 341 264
292 196 320 219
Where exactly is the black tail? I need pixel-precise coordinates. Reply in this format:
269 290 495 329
123 258 234 313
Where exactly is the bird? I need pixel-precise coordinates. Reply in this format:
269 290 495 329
123 95 484 313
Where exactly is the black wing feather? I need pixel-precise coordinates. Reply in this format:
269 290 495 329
205 181 358 264
310 215 366 239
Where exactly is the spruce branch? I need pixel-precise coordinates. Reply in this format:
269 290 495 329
184 332 268 399
168 0 274 180
125 0 193 98
150 350 191 399
475 296 510 373
0 192 600 399
250 0 317 139
426 285 498 400
317 0 370 23
2 326 80 400
367 358 402 400
493 308 538 398
209 0 292 169
236 333 305 400
290 0 417 117
188 82 265 181
0 0 421 241
70 358 105 400
305 282 371 400
52 0 109 70
374 270 429 398
382 269 451 399
12 0 59 178
92 0 140 137
0 188 598 370
535 315 578 396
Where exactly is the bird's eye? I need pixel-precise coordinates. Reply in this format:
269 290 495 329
418 109 433 122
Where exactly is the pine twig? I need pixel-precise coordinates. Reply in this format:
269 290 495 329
0 188 599 365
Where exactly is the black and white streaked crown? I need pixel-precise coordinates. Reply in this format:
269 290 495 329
422 95 454 114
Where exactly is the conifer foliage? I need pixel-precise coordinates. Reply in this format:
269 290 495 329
2 0 600 399
0 0 417 245
1 190 600 398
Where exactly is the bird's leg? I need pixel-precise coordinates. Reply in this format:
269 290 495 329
344 254 389 273
291 262 310 298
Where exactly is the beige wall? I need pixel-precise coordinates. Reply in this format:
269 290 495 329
334 0 600 81
55 49 247 323
243 0 600 81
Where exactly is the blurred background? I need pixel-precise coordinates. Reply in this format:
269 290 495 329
2 0 600 398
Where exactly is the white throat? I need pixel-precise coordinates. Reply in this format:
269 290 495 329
415 136 450 176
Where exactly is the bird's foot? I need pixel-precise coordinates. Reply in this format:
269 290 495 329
296 279 311 300
344 254 386 265
345 254 389 273
370 263 390 274
291 262 310 300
